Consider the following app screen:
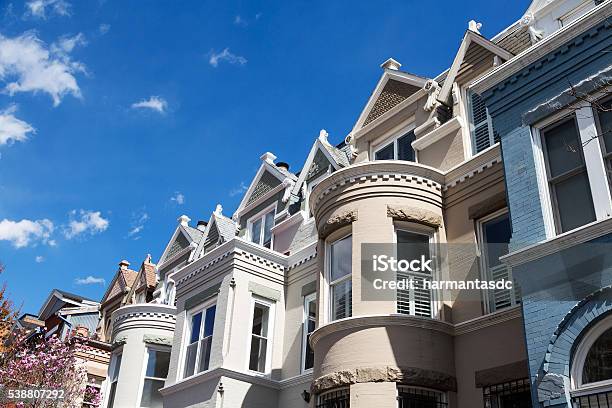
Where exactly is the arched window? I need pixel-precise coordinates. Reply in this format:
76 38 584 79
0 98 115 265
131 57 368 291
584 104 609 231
572 313 612 391
582 327 612 384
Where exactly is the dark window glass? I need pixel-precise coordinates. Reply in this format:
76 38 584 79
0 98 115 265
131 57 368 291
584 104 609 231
555 171 596 232
397 131 416 161
482 213 511 268
145 350 170 378
249 303 270 372
583 327 612 384
544 119 583 178
374 142 394 160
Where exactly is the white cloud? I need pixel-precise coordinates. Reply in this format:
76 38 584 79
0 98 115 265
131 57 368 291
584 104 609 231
0 218 54 248
51 33 86 54
0 31 85 106
25 0 71 19
170 192 185 205
209 48 247 68
63 210 109 239
131 96 167 113
35 255 44 263
234 15 247 26
229 181 248 197
74 275 105 285
127 211 149 239
98 24 110 35
0 105 35 146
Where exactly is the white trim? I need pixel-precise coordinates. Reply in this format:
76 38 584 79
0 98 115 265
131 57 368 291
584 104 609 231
158 225 194 267
104 350 123 408
290 138 341 198
180 299 217 380
246 295 276 375
411 116 464 151
136 345 171 408
301 292 316 374
530 126 556 239
305 172 331 219
246 202 277 249
325 232 353 323
371 121 416 161
270 210 305 234
234 161 292 218
571 313 612 390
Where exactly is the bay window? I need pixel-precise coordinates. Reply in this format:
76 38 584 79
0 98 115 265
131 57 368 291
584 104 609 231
183 303 216 378
395 229 433 317
302 293 316 372
249 207 275 248
139 348 170 408
248 298 274 373
373 128 416 161
106 353 122 408
328 234 352 321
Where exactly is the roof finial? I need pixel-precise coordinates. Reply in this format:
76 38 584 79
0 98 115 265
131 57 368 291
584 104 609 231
318 129 329 143
380 58 401 71
119 260 130 270
260 152 276 164
468 20 482 34
214 204 223 216
178 215 190 226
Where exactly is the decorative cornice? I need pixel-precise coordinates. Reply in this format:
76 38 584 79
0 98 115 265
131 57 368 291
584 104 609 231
287 241 318 271
453 305 522 336
160 367 281 395
443 144 502 191
411 116 463 151
471 1 612 94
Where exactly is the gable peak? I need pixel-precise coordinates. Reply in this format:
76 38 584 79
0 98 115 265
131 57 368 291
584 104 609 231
214 204 223 216
260 152 277 164
178 214 191 226
119 260 130 270
468 20 483 34
380 58 402 71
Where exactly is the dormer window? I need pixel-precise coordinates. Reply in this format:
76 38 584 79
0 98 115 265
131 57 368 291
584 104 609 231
373 127 416 161
248 206 275 249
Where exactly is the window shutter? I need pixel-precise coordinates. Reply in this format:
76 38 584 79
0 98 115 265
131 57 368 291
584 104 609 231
469 92 497 154
396 274 432 317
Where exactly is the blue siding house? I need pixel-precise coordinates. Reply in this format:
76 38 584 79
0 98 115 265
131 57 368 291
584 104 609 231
473 0 612 406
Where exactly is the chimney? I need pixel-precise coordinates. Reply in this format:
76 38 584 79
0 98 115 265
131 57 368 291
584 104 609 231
380 58 401 71
178 215 191 227
119 260 130 270
197 220 208 231
276 162 290 171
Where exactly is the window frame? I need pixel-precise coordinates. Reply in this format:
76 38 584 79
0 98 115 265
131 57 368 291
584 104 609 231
371 122 417 162
532 104 612 238
305 172 330 220
393 222 438 318
476 208 518 314
325 231 353 323
180 298 217 379
246 295 276 375
246 203 277 249
301 292 316 373
571 313 612 392
594 95 612 190
137 345 171 408
105 350 123 408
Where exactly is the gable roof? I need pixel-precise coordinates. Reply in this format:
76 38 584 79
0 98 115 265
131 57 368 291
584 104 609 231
38 289 99 321
123 255 158 304
194 205 237 258
437 29 514 105
234 152 297 218
100 262 139 306
351 66 429 133
290 130 350 198
158 216 202 266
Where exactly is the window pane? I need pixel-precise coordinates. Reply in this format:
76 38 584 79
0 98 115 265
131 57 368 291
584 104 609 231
189 312 202 343
251 218 262 244
330 235 352 282
251 304 269 336
332 279 352 320
183 342 198 378
145 350 170 379
397 230 430 268
263 211 275 248
198 337 212 373
139 378 164 408
554 171 596 232
304 298 316 371
543 118 584 178
249 336 268 372
583 327 612 384
375 142 394 160
107 382 118 408
111 354 122 381
204 306 216 337
597 101 612 153
397 131 416 161
483 214 511 268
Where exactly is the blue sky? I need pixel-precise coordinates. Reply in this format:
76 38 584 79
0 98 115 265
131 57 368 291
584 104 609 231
0 0 530 314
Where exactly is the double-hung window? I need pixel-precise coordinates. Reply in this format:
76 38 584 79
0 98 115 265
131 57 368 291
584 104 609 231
468 91 499 154
478 211 518 312
183 303 216 378
249 208 275 248
140 348 170 408
106 353 122 408
302 293 316 372
329 235 352 321
373 129 416 161
396 229 433 317
248 298 273 373
541 116 596 233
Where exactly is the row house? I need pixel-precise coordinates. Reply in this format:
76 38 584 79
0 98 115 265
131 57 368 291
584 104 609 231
474 0 612 407
99 1 612 408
